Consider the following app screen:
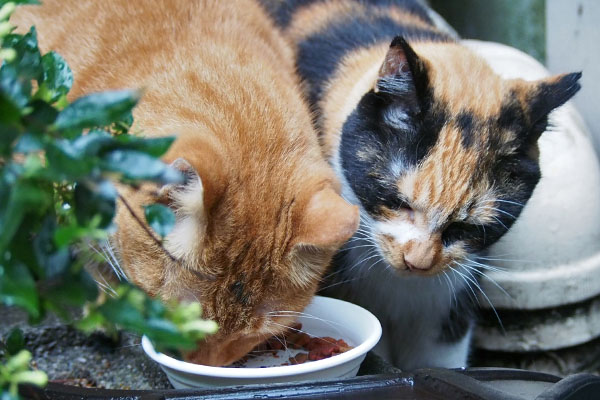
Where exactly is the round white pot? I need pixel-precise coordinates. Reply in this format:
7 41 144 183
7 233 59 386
463 40 600 351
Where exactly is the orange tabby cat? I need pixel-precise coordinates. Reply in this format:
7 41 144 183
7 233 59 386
12 0 359 366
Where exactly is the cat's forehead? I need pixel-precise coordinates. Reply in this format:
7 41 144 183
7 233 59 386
398 123 494 223
416 42 510 116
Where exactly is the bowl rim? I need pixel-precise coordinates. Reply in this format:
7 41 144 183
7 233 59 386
141 296 382 379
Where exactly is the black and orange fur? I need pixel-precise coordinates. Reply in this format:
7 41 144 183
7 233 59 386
262 0 581 369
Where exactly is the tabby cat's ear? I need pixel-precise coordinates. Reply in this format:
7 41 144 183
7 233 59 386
160 158 207 261
528 72 582 127
376 36 430 110
158 158 205 217
293 187 359 250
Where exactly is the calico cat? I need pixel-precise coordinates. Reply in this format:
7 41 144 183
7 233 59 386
262 0 581 369
12 0 359 366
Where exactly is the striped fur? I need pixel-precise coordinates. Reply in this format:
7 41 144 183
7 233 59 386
263 0 582 369
13 0 359 367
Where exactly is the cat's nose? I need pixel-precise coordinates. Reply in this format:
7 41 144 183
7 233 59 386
403 253 432 270
403 258 417 271
403 236 441 271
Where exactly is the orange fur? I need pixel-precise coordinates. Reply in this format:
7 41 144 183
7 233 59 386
13 0 359 366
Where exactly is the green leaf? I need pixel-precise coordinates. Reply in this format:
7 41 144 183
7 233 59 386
11 370 48 386
4 349 31 371
0 180 50 253
0 63 30 121
0 123 20 155
2 27 43 81
44 269 98 307
0 263 39 319
53 90 140 132
33 218 70 279
143 318 190 348
22 99 58 131
45 140 96 179
13 133 42 154
73 180 117 229
69 130 114 156
110 111 133 135
98 297 146 332
100 149 182 183
53 223 108 248
75 310 105 333
113 135 176 158
36 51 73 103
1 0 40 6
5 328 24 356
144 204 175 238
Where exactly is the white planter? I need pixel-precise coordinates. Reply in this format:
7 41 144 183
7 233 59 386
462 40 600 351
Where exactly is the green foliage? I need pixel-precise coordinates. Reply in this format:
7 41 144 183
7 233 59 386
0 350 47 400
0 3 216 397
144 204 176 238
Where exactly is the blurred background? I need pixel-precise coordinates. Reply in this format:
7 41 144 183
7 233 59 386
429 0 599 153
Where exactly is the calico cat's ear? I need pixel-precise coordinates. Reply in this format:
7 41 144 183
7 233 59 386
376 36 430 110
528 72 582 127
293 187 359 249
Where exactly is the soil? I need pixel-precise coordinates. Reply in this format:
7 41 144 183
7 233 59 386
0 306 171 390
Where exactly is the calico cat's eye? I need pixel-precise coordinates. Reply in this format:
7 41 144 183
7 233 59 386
441 221 478 246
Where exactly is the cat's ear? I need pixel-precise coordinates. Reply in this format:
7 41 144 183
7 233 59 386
528 72 582 127
376 36 430 110
159 158 207 260
293 187 359 250
158 158 205 217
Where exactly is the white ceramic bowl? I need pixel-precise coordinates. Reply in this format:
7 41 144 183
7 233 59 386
142 296 382 388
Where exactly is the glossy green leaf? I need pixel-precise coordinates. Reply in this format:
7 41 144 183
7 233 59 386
2 27 42 81
45 140 96 179
22 99 58 131
144 204 175 238
74 180 117 229
53 223 108 248
69 130 115 156
0 63 30 121
53 90 140 132
110 111 133 135
0 0 40 6
13 133 42 154
0 181 50 253
33 218 70 279
37 51 73 103
114 135 176 158
0 263 39 319
100 149 182 183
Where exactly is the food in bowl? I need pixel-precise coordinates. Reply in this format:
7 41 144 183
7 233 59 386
230 323 354 367
142 296 382 388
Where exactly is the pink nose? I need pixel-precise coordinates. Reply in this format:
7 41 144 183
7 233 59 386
403 255 432 271
403 237 440 271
